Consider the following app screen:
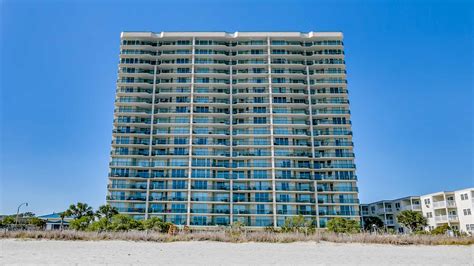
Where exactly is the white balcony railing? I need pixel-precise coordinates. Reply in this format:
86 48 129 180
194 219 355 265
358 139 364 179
401 205 421 211
435 215 458 223
433 200 456 209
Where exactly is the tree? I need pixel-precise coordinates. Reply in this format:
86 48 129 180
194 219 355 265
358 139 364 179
396 210 427 233
59 212 67 231
66 202 94 219
362 216 384 231
21 212 36 218
327 217 360 234
95 205 118 227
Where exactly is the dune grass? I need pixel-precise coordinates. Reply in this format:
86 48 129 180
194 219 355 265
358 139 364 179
2 230 473 245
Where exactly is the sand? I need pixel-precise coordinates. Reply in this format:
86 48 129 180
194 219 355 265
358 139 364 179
1 239 473 265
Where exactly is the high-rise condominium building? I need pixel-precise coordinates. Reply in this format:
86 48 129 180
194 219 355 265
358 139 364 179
107 31 359 228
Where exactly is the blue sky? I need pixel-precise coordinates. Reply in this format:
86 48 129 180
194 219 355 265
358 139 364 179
1 0 472 215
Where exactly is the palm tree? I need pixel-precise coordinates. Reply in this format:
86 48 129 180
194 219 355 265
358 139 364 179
66 202 94 219
95 204 118 223
59 212 67 231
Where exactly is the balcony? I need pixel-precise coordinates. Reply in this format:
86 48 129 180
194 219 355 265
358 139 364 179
434 215 458 223
433 200 456 209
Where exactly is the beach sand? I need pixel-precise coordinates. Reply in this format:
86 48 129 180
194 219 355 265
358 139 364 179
1 239 472 265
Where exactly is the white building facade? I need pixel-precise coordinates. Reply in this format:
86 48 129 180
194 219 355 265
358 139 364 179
362 188 474 234
107 31 360 228
420 188 474 233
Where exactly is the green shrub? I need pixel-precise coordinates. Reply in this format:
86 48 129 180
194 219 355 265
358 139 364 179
70 216 93 231
281 215 315 233
87 218 111 232
110 214 143 231
143 217 173 233
0 216 15 227
327 217 360 234
431 224 450 235
28 217 46 228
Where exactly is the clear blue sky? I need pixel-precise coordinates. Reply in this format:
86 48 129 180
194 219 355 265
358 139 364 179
1 0 472 215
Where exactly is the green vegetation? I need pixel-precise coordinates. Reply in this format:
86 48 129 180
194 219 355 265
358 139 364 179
0 216 15 227
65 202 94 219
281 215 315 233
327 217 360 233
0 213 45 229
396 210 427 233
28 217 46 227
2 201 471 246
362 216 384 231
430 224 450 235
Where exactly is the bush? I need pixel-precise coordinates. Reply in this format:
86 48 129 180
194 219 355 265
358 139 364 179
281 215 315 234
28 217 46 228
110 214 143 231
327 217 360 234
431 224 450 235
0 216 15 227
87 218 111 232
143 217 173 233
70 216 93 231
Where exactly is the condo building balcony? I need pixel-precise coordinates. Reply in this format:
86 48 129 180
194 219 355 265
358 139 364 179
433 200 456 209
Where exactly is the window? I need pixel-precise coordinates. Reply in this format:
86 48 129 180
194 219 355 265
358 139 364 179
171 169 186 178
463 209 472 215
193 181 207 189
176 106 188 113
424 198 430 205
174 138 187 144
275 138 289 146
192 169 211 178
172 180 186 189
461 193 469 200
255 193 270 202
254 107 266 113
426 212 433 218
257 204 266 214
253 117 267 124
254 97 265 103
253 170 268 179
174 148 187 155
467 224 474 231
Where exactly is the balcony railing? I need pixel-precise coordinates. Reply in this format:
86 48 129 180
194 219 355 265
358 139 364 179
434 215 458 223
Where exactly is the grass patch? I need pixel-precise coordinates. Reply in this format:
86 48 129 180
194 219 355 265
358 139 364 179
2 230 473 245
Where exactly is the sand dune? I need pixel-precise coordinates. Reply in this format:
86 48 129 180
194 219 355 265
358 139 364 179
1 239 472 265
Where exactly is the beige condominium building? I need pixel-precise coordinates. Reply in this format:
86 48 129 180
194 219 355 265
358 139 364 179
107 31 359 228
362 187 474 234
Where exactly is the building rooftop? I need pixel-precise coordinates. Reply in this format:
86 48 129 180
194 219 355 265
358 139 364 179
121 31 343 38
